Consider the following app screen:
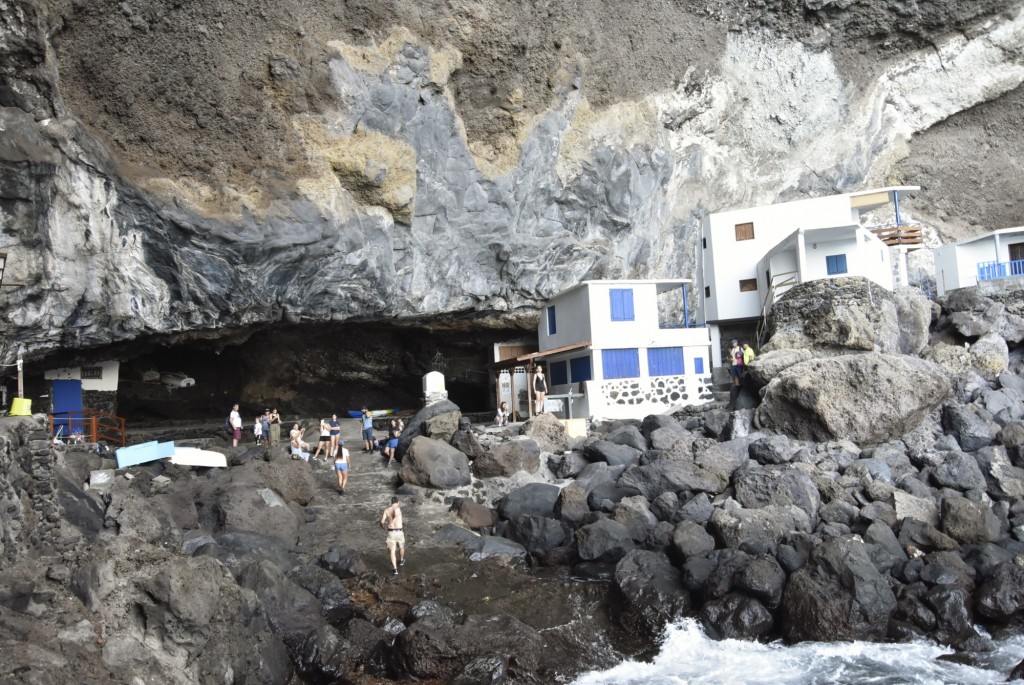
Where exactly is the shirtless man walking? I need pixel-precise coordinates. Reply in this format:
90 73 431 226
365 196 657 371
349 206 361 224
380 497 405 576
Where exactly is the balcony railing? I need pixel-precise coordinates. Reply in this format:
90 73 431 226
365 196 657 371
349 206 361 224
50 410 127 446
869 223 924 246
977 259 1024 282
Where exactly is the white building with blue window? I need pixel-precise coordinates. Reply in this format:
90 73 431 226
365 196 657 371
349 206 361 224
933 227 1024 297
535 279 713 420
698 186 917 365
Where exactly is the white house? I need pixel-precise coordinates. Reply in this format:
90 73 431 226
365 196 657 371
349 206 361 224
933 227 1024 297
697 186 918 365
528 279 712 420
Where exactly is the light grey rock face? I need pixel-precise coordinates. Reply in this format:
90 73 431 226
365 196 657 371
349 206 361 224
2 0 1024 364
757 353 951 444
763 278 927 355
943 289 1024 344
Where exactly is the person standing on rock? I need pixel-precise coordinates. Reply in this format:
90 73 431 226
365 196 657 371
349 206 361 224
253 416 263 446
380 496 405 576
385 417 400 467
742 342 757 373
334 444 350 494
261 410 271 447
532 366 547 416
269 408 282 447
312 418 332 462
729 339 744 387
229 403 242 447
329 413 343 458
360 408 375 453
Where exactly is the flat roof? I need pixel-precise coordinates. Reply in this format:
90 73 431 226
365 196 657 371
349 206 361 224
548 278 692 300
710 185 920 218
941 226 1024 248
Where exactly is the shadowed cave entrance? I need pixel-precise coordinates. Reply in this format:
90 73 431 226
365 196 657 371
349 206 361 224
30 322 528 424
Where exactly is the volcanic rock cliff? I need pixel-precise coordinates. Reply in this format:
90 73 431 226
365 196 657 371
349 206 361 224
2 0 1024 409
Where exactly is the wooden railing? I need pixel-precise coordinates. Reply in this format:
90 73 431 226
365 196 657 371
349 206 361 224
49 410 127 446
869 223 924 246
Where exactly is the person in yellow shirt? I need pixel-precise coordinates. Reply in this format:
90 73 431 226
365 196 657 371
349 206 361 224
742 342 756 367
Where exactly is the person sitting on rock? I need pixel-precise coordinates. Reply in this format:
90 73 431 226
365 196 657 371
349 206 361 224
495 401 510 426
289 423 310 462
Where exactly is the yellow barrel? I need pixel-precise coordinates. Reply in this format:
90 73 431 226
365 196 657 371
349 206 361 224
9 398 31 416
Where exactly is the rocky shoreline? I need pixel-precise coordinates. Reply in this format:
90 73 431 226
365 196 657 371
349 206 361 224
2 277 1024 684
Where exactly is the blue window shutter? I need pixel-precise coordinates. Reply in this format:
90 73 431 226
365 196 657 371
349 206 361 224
601 349 640 379
547 305 557 334
550 361 568 386
826 254 848 275
569 356 592 382
647 347 684 376
610 289 635 321
694 358 705 374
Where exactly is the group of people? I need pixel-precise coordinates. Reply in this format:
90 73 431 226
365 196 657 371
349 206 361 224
728 339 757 386
493 365 549 426
225 403 409 576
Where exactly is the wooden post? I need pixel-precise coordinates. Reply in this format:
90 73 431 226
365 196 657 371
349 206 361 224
527 361 534 418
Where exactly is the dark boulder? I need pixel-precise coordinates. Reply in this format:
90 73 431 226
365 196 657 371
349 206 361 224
400 436 472 488
584 439 642 468
709 504 811 555
699 592 774 640
940 497 1003 544
450 653 508 685
475 439 542 478
733 465 820 520
397 399 461 458
748 434 795 465
609 550 692 638
318 546 368 580
454 498 499 530
942 404 996 453
294 625 360 684
607 424 649 452
393 613 545 682
975 561 1024 622
931 451 987 491
450 429 486 461
576 518 636 563
781 537 897 642
497 483 560 520
505 515 571 557
287 565 355 625
897 518 960 552
736 555 787 609
669 520 716 562
611 496 659 542
554 483 591 529
239 560 325 652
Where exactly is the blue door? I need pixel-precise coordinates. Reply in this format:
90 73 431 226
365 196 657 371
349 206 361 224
52 379 83 438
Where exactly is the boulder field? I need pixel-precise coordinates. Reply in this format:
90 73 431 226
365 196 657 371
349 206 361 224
2 279 1024 683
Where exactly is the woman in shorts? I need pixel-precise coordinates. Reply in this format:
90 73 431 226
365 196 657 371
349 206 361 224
385 418 401 467
334 446 350 493
329 413 342 458
312 418 332 461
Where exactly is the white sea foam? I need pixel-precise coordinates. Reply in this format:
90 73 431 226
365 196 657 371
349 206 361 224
571 619 1024 685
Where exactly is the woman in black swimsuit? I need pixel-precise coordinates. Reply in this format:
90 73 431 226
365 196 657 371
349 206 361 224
533 366 547 415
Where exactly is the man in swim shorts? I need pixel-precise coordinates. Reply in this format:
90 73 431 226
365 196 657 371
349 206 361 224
380 496 405 575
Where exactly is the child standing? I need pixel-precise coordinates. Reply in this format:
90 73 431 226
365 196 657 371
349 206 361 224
253 417 263 445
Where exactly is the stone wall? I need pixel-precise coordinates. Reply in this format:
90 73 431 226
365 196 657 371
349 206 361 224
0 415 61 559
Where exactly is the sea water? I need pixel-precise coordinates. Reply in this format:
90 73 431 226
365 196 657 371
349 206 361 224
571 619 1024 685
